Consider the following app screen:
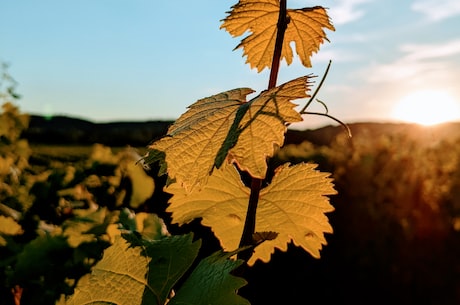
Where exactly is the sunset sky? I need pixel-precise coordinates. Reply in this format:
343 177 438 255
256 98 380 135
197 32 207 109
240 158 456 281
1 0 460 128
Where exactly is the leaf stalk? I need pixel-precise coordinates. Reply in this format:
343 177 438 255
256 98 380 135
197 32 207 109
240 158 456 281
299 60 331 113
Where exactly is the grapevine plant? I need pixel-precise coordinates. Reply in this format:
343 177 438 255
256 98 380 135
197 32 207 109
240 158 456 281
67 1 338 304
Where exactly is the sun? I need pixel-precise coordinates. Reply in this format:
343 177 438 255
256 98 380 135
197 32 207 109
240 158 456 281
392 90 460 126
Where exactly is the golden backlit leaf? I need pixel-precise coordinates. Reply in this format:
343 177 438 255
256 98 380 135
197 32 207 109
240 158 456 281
166 162 336 265
67 234 201 305
221 0 335 71
227 77 306 178
66 237 148 305
146 77 308 192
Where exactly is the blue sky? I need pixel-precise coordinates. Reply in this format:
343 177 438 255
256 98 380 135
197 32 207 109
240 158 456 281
1 0 460 128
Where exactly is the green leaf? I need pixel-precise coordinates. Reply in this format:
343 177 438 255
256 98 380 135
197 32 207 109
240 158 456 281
12 235 70 281
146 77 308 192
118 207 137 232
170 250 249 305
67 233 201 305
166 162 336 265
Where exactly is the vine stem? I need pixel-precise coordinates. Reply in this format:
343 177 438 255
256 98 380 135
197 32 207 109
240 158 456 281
238 0 288 261
268 0 288 89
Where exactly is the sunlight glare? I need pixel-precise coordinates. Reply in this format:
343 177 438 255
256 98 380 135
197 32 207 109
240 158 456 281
392 90 460 126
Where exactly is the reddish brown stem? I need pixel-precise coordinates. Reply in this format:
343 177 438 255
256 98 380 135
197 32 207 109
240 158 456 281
237 0 288 262
237 178 263 261
268 0 288 89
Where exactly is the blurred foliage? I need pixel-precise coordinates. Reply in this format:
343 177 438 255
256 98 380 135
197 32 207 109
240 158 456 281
0 62 21 103
275 129 460 237
0 100 160 304
1 62 27 146
271 127 460 304
0 103 30 146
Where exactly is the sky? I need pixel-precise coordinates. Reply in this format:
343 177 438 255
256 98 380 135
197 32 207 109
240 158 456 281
1 0 460 129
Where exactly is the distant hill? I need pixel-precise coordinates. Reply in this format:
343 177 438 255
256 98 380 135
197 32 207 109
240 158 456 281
24 115 172 146
287 121 460 146
23 115 460 147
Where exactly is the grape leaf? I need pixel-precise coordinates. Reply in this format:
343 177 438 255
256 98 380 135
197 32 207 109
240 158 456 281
106 210 170 243
62 207 114 247
123 161 155 209
112 148 155 209
170 249 249 305
166 162 336 265
145 76 308 192
221 0 335 71
116 209 170 239
134 212 170 239
67 234 201 305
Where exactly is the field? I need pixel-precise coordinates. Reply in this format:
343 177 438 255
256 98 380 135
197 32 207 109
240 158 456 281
30 144 148 159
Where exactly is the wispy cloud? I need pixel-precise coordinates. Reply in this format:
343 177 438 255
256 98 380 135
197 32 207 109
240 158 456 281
289 0 372 25
328 0 373 25
402 40 460 61
411 0 460 22
312 48 361 63
367 60 448 84
363 39 460 84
